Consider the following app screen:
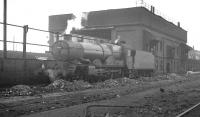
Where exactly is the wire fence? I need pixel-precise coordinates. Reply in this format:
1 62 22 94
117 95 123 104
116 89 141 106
0 22 62 60
0 21 200 73
0 21 112 61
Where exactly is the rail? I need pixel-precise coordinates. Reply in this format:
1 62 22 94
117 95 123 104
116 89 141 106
176 102 200 117
84 105 135 117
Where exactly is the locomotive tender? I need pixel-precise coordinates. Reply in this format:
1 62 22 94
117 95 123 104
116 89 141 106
50 35 155 82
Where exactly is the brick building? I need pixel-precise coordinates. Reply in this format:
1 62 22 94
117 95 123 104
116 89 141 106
71 7 190 73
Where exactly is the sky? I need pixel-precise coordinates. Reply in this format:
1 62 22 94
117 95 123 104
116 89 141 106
0 0 200 52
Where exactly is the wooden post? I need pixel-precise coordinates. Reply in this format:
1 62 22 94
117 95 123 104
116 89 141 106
23 25 28 59
23 25 28 72
3 0 7 59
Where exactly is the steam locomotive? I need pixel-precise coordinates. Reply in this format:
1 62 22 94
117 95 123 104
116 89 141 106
49 35 155 82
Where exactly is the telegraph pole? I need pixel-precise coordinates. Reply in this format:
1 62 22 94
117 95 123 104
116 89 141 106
3 0 7 58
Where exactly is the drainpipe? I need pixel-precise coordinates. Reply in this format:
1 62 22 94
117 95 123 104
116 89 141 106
163 40 165 74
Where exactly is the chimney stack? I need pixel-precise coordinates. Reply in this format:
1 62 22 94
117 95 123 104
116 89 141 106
151 6 155 14
177 22 180 27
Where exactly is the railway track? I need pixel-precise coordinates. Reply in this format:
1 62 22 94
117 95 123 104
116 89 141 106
177 102 200 117
0 89 118 116
0 76 193 117
84 105 135 117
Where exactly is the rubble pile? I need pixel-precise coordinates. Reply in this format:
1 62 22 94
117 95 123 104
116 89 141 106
116 77 139 86
45 79 92 92
0 85 34 97
167 73 185 80
0 80 93 97
95 77 139 88
45 77 139 91
45 79 74 91
11 85 34 96
73 80 92 90
95 79 120 88
0 73 187 97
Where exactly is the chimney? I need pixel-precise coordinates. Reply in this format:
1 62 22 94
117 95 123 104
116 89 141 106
177 22 180 27
153 7 155 14
151 6 155 14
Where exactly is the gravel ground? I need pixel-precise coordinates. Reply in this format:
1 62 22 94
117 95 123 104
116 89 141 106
0 74 199 117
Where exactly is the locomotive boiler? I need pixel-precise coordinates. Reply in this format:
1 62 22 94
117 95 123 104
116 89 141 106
50 37 155 82
52 40 121 62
